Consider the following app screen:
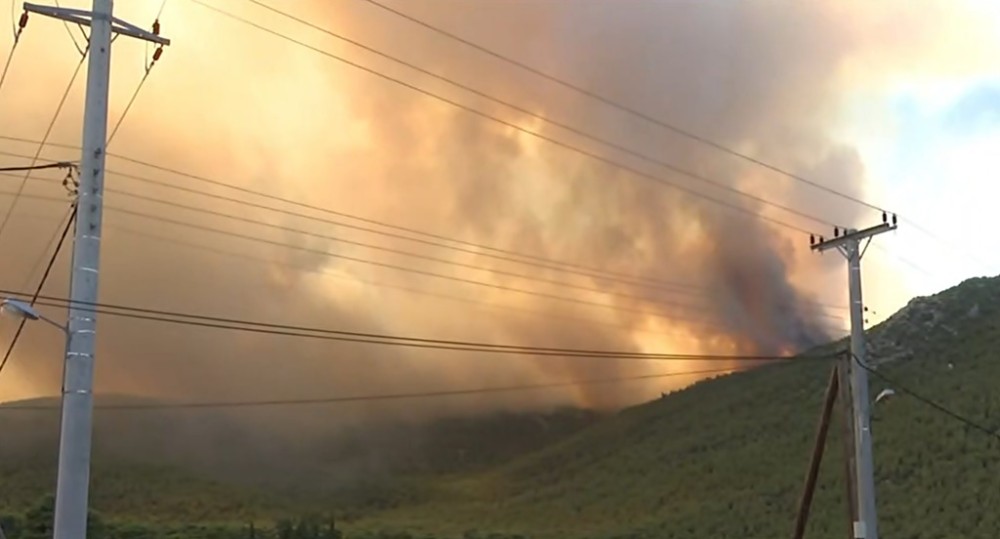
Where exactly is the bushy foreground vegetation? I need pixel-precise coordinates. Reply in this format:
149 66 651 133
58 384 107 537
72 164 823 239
1 498 529 539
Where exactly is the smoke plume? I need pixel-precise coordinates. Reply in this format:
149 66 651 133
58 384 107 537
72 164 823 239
0 0 994 424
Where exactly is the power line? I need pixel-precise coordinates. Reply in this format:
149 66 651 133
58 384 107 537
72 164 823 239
105 169 720 299
355 0 985 282
1 288 830 362
900 217 996 275
0 366 745 411
6 176 771 338
357 0 888 217
52 0 88 55
0 187 74 206
0 203 76 378
240 0 839 230
101 200 849 329
0 52 86 242
853 354 1000 441
105 223 701 339
155 0 168 20
0 5 27 96
0 165 849 331
102 164 848 310
0 148 71 164
189 0 825 237
0 136 718 295
106 22 165 146
106 222 847 339
0 135 848 311
104 184 846 321
0 161 74 172
105 70 153 146
20 199 74 291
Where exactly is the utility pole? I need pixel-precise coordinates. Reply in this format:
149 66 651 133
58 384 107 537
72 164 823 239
810 213 897 539
838 353 859 539
791 365 839 539
21 3 168 539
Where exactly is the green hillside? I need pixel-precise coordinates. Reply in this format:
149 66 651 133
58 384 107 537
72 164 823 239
3 276 1000 539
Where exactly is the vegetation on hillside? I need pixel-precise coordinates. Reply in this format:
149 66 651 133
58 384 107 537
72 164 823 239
3 277 999 538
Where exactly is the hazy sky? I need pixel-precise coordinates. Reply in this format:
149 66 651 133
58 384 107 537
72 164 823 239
0 0 998 414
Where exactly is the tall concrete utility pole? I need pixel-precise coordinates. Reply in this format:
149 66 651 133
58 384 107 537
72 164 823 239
22 3 168 539
810 214 897 539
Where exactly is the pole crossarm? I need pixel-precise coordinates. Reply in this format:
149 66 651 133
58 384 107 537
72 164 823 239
23 2 170 45
810 223 896 254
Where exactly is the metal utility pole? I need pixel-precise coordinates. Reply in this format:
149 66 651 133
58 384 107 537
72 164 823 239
838 355 859 539
810 214 897 539
22 3 168 539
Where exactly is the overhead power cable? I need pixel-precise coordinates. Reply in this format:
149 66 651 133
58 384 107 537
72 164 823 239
0 181 849 336
0 135 715 294
189 0 825 237
899 218 996 275
105 222 848 339
106 169 716 298
106 16 165 146
0 6 28 96
357 0 887 216
100 201 849 330
105 223 702 339
0 51 86 242
52 0 88 55
0 366 744 412
21 199 76 290
0 203 76 378
241 0 838 230
0 161 74 172
103 184 846 321
0 288 830 363
355 0 984 279
853 354 1000 441
0 156 848 323
0 187 73 206
0 135 849 311
5 175 761 339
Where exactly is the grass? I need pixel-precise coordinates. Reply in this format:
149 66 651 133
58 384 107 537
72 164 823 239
3 276 1000 538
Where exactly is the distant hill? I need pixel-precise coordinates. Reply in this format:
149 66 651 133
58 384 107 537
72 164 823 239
3 276 1000 538
0 396 603 525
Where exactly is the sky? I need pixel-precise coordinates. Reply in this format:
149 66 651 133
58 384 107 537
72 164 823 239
0 0 999 419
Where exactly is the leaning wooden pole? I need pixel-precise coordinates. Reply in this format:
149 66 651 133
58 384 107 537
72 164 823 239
792 364 840 539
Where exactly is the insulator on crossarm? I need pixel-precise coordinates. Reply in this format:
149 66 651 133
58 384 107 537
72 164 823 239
834 227 840 238
18 12 28 29
153 19 160 35
892 213 898 226
810 234 815 246
882 211 887 223
819 236 825 243
152 47 163 62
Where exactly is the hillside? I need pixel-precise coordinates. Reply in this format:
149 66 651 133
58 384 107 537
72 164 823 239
353 276 999 539
3 276 1000 538
0 401 603 525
